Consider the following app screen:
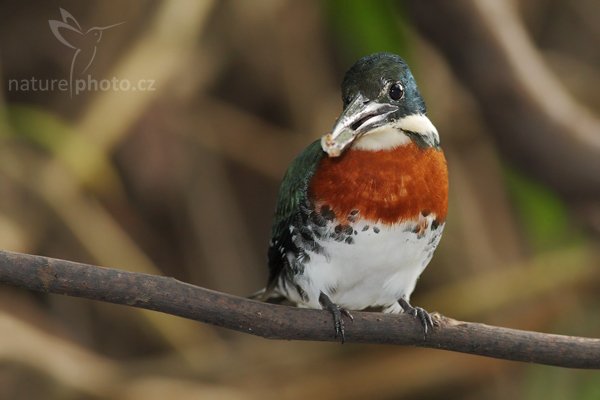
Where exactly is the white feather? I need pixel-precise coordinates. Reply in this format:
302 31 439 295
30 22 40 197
352 126 410 151
353 114 439 151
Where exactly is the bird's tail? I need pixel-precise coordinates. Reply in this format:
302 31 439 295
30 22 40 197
247 287 267 300
247 287 289 305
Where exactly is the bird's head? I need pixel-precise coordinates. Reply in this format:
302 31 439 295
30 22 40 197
322 52 439 157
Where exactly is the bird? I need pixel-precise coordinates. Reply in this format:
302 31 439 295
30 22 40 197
260 52 448 342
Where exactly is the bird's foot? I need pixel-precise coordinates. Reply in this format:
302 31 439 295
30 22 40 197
398 297 436 336
319 292 353 343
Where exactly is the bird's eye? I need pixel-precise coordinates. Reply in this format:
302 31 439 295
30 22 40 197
388 82 404 101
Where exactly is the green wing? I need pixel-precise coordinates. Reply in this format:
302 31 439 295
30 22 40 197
267 139 325 290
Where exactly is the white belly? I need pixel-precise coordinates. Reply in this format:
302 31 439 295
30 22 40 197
279 216 444 311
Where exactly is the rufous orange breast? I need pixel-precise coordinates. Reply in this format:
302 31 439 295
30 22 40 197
309 142 448 225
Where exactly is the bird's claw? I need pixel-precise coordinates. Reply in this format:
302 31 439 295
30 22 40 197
319 292 353 343
341 308 354 321
398 298 436 336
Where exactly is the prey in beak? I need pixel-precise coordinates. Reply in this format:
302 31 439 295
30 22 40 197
321 92 398 157
321 52 436 157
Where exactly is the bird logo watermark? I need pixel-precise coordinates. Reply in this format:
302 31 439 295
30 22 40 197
49 7 124 96
7 8 156 96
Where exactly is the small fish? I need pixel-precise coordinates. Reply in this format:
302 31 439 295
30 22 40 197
321 128 356 157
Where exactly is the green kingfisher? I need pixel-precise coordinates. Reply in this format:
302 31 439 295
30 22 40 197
261 52 448 341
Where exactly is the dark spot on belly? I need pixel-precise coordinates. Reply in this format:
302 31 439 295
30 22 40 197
304 239 324 254
373 226 380 234
421 210 431 217
345 236 354 244
299 226 314 241
309 211 328 228
334 223 353 236
432 219 440 230
413 218 429 238
332 232 345 242
347 209 360 222
362 225 370 232
320 205 335 221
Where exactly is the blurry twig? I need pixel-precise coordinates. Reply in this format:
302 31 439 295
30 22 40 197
408 0 600 200
72 1 215 190
1 250 599 369
0 311 243 399
0 312 118 397
422 246 591 319
187 98 308 179
0 148 218 359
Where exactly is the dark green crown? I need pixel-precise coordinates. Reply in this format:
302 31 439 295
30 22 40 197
341 52 426 120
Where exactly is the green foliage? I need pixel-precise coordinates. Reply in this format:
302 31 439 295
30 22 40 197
4 105 119 191
525 364 600 400
325 0 411 63
5 104 72 151
504 166 580 252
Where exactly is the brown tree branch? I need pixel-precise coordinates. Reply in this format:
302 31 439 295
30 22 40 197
0 249 599 369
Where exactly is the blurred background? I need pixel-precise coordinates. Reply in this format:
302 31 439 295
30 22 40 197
0 0 599 399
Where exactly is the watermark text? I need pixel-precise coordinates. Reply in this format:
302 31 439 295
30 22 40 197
8 76 156 95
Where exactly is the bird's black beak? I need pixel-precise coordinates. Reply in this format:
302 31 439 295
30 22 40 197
321 92 398 157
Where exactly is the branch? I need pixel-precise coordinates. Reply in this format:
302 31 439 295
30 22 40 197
1 250 599 369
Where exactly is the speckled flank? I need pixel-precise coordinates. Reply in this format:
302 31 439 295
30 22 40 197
277 215 445 311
